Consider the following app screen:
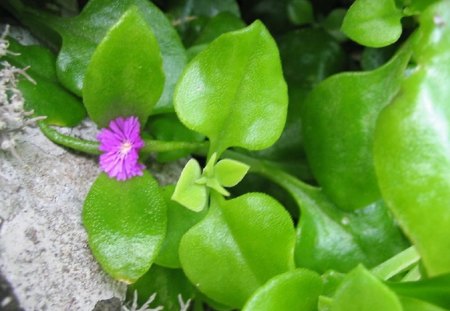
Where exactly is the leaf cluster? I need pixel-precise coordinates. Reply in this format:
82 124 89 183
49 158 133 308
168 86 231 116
2 0 450 310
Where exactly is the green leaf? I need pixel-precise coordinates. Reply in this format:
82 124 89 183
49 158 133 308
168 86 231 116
83 7 164 127
321 9 347 42
146 114 205 163
361 45 398 70
171 159 208 212
341 0 403 47
83 172 166 283
127 265 195 311
331 265 402 311
215 159 249 187
287 0 314 26
302 43 411 211
242 269 323 311
170 0 240 20
400 297 448 311
388 273 450 309
6 0 186 113
179 192 295 308
403 0 441 15
156 185 207 268
374 1 450 276
4 39 85 126
259 169 408 273
295 193 408 273
253 28 344 165
193 12 246 46
174 20 288 155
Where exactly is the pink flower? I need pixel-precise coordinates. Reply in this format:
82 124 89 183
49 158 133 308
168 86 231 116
97 116 145 181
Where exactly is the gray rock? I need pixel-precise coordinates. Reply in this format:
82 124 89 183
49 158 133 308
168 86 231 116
92 297 122 311
0 124 185 310
0 125 126 310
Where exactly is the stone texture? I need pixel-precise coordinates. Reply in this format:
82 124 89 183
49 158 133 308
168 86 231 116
0 123 185 310
0 124 126 311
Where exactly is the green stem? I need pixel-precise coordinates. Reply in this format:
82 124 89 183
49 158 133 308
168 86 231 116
38 121 208 156
401 264 421 282
223 150 318 204
141 140 207 155
38 121 101 155
371 246 420 281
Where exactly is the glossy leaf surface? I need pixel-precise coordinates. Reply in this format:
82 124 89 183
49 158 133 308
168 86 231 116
71 0 185 113
127 265 195 311
179 193 295 308
83 7 164 127
171 159 208 212
83 172 166 283
242 269 322 311
174 21 288 155
256 28 345 165
374 0 450 276
4 39 85 126
302 44 411 211
332 265 402 311
11 0 186 113
341 0 403 47
156 186 207 268
263 170 408 273
295 194 408 273
215 159 250 187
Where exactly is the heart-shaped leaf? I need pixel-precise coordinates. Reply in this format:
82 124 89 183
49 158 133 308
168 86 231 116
83 172 166 283
302 43 411 211
341 0 403 47
215 159 249 187
242 269 322 311
174 20 288 155
179 192 295 308
171 159 208 212
83 6 164 127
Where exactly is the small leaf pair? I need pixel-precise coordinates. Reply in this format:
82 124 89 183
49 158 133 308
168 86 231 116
171 153 249 212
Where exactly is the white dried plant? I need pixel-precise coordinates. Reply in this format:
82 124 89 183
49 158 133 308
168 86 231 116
122 291 163 311
0 25 44 158
122 291 192 311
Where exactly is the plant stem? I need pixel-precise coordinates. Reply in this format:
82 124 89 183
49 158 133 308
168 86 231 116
371 246 420 281
38 121 101 155
223 149 318 204
38 121 208 156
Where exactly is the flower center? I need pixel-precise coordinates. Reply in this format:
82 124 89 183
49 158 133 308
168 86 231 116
120 140 133 155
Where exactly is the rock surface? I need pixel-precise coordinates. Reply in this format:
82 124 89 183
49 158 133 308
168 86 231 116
0 123 185 310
